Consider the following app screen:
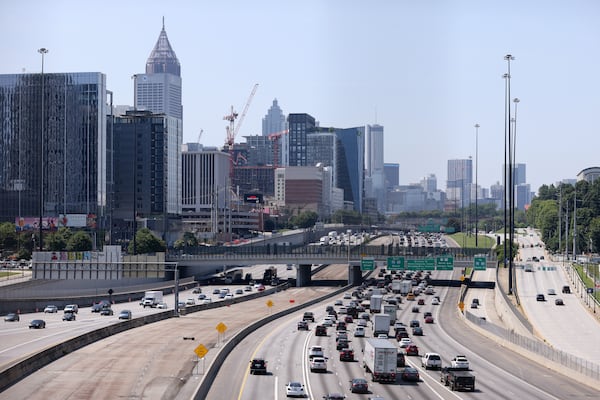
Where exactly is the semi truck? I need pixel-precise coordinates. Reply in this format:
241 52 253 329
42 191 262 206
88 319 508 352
362 338 397 383
142 291 163 308
373 314 391 336
381 303 397 325
391 280 402 294
370 294 383 313
400 280 413 296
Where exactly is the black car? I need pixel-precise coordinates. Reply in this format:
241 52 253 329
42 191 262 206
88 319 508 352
62 312 76 321
323 394 345 400
349 378 369 393
412 306 420 313
91 301 111 312
4 313 19 322
336 339 350 350
412 326 424 336
536 294 546 302
29 319 46 329
100 308 114 316
315 325 327 336
339 348 354 361
297 321 309 330
409 319 420 327
249 358 267 374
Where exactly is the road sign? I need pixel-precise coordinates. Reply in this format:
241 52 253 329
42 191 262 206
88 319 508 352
407 258 435 270
266 300 274 308
436 256 454 270
458 301 465 311
474 256 487 270
387 256 405 270
194 343 208 358
361 258 375 271
216 322 227 334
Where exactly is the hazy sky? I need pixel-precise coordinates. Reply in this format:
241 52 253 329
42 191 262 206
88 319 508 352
2 0 599 194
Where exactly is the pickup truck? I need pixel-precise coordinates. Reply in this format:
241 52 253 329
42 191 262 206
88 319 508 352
421 352 442 369
440 367 476 391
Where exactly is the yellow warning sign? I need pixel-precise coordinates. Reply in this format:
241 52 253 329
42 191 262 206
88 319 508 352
266 300 274 308
458 302 465 311
194 343 208 358
216 322 227 334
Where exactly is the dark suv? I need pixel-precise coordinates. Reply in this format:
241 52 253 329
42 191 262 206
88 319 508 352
303 312 315 322
249 358 267 375
315 325 327 336
339 348 354 361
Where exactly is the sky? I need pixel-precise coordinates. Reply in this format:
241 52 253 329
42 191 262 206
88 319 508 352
2 0 599 194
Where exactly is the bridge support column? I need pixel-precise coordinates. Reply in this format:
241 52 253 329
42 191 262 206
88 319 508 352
348 262 362 286
296 264 312 287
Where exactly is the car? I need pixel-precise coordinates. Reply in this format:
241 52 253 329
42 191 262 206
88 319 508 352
412 326 424 336
309 357 327 372
322 393 345 400
285 381 305 397
224 293 234 299
297 321 309 330
339 348 354 361
201 298 212 305
405 344 419 356
472 298 480 306
401 366 420 381
322 318 334 327
349 377 369 393
157 302 168 309
29 319 46 329
186 298 196 305
197 293 207 300
344 315 353 324
409 319 420 327
303 312 315 322
423 311 432 318
397 351 406 367
399 338 412 348
336 339 350 350
451 355 470 368
235 288 243 295
315 325 327 336
421 352 442 369
431 298 440 305
377 334 388 339
336 321 347 331
396 330 409 340
257 284 266 292
562 285 571 294
406 293 415 301
63 304 78 314
357 319 368 327
470 302 478 309
536 294 546 302
192 287 202 294
359 312 370 321
244 286 253 292
354 326 365 337
343 293 352 299
412 306 420 313
178 301 186 309
555 298 565 305
118 310 132 320
44 305 58 313
336 331 348 341
417 298 425 305
249 358 267 374
92 300 111 312
4 313 19 322
547 288 556 295
212 289 221 294
425 316 434 324
62 312 76 321
308 346 324 359
100 308 114 316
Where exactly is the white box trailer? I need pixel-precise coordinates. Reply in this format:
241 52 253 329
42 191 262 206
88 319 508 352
142 291 163 308
363 338 397 383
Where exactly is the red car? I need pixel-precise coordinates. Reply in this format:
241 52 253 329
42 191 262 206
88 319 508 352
405 344 419 356
344 315 353 323
425 316 434 324
417 298 425 305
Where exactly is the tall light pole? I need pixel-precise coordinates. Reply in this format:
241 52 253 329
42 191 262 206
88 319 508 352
512 98 520 250
38 47 48 252
474 123 480 247
504 53 515 294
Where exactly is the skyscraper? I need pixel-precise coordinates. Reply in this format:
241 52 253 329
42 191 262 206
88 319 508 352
287 113 316 166
447 159 473 208
384 163 400 190
365 124 385 212
0 72 108 229
262 98 286 136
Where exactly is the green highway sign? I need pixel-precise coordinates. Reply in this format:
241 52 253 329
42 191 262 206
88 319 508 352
474 256 487 270
436 256 454 270
361 258 375 271
387 256 405 270
407 258 435 270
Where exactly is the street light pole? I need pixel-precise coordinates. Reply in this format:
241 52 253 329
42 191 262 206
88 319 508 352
504 53 515 294
38 48 48 252
474 123 480 247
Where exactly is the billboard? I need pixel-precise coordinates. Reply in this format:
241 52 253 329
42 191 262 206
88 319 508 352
15 217 59 232
244 193 263 204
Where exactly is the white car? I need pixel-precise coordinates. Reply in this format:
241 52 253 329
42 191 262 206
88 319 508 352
185 298 195 305
201 298 212 304
309 357 327 372
451 355 470 369
354 326 365 337
63 304 78 313
431 298 440 305
44 305 58 313
285 381 305 397
322 319 333 327
399 338 413 348
225 293 234 299
157 302 168 309
308 346 324 359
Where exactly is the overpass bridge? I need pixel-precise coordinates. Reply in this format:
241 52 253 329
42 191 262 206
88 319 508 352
168 244 497 286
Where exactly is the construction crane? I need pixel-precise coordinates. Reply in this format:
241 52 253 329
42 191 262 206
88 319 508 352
267 129 289 168
197 129 204 144
224 83 258 178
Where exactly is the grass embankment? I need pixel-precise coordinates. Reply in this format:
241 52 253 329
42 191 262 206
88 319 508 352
449 233 495 249
573 264 600 302
0 271 21 279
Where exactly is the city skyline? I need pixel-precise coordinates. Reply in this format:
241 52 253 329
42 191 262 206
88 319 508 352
2 1 599 193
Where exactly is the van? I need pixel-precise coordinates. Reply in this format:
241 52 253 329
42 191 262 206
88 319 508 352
562 285 571 294
64 304 79 314
406 293 415 301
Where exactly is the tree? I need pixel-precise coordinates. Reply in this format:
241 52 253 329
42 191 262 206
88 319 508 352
46 227 72 251
289 211 319 229
128 228 166 254
0 222 18 251
174 231 198 250
66 231 93 251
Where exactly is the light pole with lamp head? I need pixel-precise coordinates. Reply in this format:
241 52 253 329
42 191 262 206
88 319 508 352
503 53 515 294
474 123 480 247
38 48 48 251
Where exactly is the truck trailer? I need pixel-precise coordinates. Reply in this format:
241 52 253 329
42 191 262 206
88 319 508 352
372 314 391 336
363 338 397 383
142 291 163 308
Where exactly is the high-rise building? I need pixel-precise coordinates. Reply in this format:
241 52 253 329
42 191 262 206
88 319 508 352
0 72 108 230
514 163 526 185
262 98 286 136
335 127 365 212
384 163 399 189
447 159 473 208
287 113 316 166
365 124 385 213
421 174 437 193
